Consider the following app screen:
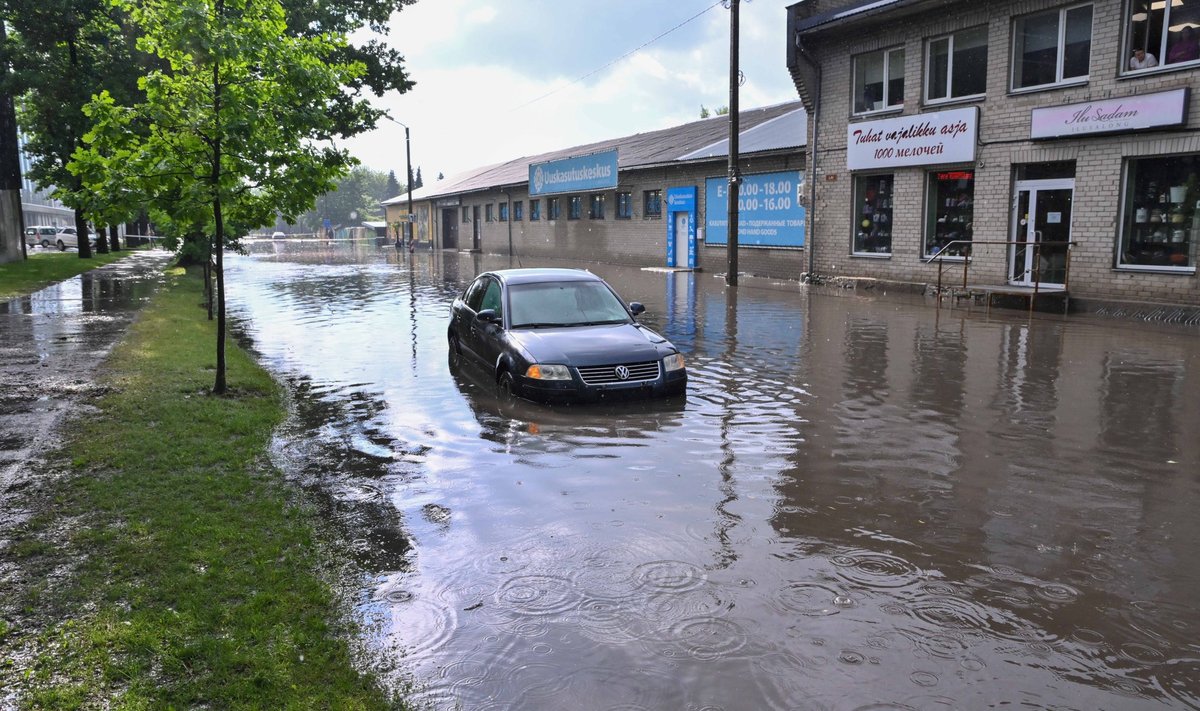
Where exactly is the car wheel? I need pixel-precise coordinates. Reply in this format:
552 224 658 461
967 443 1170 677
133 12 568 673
57 240 66 251
41 239 50 248
447 335 463 369
497 371 517 404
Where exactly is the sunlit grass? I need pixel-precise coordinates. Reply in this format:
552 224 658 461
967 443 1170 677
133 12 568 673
0 249 137 299
5 268 405 709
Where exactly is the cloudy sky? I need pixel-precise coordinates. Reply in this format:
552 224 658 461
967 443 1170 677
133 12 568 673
345 0 802 185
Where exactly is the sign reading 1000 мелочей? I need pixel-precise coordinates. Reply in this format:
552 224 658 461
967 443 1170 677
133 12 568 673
705 170 806 248
528 149 619 196
847 106 978 170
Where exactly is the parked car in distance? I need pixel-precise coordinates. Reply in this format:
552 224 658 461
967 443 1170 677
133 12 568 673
51 227 97 251
271 231 286 239
447 268 687 403
24 225 61 248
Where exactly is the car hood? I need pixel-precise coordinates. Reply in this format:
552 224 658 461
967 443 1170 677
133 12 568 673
511 323 674 367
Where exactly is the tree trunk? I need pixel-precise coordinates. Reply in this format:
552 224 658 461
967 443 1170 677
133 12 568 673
211 50 226 395
0 22 23 265
73 208 92 258
109 224 120 252
94 223 110 253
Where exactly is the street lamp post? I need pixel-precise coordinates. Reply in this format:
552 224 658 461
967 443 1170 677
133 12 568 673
383 114 414 250
726 0 741 286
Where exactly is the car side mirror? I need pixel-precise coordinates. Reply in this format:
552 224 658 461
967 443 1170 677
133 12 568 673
629 302 646 316
476 309 498 323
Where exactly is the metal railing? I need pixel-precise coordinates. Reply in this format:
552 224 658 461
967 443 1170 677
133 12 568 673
924 239 1076 315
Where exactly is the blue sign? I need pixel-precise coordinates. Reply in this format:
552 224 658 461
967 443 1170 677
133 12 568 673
665 186 697 269
705 170 806 247
529 149 619 196
322 218 332 229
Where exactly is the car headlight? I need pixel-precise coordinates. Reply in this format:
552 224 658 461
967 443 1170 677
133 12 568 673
525 364 572 380
663 353 685 372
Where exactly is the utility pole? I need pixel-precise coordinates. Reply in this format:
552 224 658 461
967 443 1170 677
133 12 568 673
725 0 741 286
0 20 25 263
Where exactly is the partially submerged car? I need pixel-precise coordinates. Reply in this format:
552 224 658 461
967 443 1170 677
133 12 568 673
448 268 686 403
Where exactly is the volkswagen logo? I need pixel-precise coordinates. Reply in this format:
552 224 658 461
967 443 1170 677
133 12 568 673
614 365 630 380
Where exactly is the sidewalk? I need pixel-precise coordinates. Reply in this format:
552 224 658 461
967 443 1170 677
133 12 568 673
0 250 174 496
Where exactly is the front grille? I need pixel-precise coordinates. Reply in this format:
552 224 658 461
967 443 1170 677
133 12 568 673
577 361 661 385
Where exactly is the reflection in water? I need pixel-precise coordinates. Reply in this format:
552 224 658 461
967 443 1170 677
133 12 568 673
226 241 1200 710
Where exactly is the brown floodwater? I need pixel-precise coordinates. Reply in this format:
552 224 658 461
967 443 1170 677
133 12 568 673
227 239 1200 710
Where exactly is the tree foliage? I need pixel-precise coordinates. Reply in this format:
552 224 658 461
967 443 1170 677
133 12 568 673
297 165 390 231
73 0 367 392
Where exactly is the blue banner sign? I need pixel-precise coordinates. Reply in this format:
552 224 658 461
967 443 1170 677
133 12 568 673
705 170 806 247
529 149 619 196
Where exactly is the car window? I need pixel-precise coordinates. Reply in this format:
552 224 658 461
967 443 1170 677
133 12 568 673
463 277 488 311
509 281 630 328
480 279 503 318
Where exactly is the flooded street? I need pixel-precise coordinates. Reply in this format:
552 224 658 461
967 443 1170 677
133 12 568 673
227 240 1200 710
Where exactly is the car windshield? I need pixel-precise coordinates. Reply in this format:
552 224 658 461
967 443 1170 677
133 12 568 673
509 281 631 328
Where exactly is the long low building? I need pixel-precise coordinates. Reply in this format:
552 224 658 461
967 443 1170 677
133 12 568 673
383 103 809 278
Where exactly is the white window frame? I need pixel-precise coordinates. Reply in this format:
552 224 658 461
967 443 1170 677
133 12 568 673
1010 3 1093 93
925 26 988 104
1122 0 1200 75
852 47 906 116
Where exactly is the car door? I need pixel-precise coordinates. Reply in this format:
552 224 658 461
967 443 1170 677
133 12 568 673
453 277 489 364
472 277 507 370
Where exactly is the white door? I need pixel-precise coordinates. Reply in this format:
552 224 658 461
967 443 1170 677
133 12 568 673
673 212 690 268
1009 178 1074 287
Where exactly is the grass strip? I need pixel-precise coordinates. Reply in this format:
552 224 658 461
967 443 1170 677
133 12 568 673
0 250 136 300
3 268 402 709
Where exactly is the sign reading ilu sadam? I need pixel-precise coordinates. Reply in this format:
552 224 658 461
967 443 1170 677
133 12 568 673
847 107 978 170
528 149 619 196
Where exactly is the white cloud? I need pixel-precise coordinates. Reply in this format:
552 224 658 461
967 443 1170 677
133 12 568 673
348 0 801 186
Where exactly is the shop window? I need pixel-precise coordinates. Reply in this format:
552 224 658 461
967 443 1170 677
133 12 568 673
498 203 508 222
644 189 662 219
531 199 542 221
568 195 582 220
1126 0 1200 72
1120 154 1198 271
926 26 988 102
485 204 494 222
853 174 894 255
513 201 523 221
853 48 905 114
461 207 470 224
616 191 632 219
589 193 605 219
1012 4 1092 90
925 170 975 257
548 197 561 220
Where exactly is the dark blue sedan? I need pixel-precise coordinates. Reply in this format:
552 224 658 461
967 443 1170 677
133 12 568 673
447 268 687 403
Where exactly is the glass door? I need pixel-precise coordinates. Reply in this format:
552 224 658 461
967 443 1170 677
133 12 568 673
1010 179 1074 287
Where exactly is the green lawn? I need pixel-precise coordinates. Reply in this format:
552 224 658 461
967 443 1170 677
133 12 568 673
1 268 405 709
0 249 136 300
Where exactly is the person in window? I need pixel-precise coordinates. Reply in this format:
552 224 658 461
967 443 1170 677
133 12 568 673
1129 48 1158 70
1168 27 1200 64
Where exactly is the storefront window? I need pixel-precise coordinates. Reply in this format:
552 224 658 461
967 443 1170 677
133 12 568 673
1125 0 1200 73
1120 154 1198 270
853 174 894 255
925 170 974 256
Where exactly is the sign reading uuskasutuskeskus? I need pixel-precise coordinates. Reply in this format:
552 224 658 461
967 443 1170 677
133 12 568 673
529 149 619 196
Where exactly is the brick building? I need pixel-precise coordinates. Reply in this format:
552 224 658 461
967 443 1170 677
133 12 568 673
787 0 1200 310
383 103 808 277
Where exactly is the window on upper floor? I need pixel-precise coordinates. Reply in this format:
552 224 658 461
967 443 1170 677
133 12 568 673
926 26 988 103
853 48 905 114
1125 0 1200 74
1011 4 1093 91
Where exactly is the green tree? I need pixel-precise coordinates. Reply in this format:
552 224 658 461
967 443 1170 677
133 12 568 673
74 0 367 393
413 165 422 190
385 169 401 200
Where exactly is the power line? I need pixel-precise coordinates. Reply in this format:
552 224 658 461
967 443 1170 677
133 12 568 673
510 0 726 112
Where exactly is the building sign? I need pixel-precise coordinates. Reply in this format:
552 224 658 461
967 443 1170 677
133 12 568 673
528 149 618 196
705 170 806 248
1030 88 1188 140
847 107 978 170
435 197 461 207
666 186 697 268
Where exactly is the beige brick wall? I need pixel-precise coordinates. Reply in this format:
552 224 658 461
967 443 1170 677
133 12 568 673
800 0 1200 306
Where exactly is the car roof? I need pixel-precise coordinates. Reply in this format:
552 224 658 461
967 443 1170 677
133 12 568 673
487 268 602 286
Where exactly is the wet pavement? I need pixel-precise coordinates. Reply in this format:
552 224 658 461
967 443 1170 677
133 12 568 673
218 240 1200 710
0 250 173 495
